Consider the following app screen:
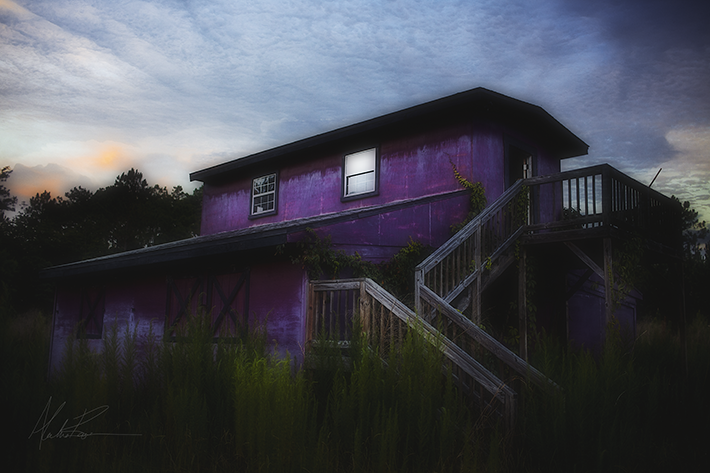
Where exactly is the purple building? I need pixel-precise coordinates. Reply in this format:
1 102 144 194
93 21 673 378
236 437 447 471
44 88 681 403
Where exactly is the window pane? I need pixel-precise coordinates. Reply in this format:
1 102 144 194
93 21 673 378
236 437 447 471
252 173 276 214
345 148 376 176
347 171 375 195
344 148 376 196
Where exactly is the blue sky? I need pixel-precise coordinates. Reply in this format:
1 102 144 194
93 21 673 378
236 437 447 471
1 0 709 222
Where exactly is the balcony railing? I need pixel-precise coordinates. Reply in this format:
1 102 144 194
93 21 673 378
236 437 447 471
524 164 681 250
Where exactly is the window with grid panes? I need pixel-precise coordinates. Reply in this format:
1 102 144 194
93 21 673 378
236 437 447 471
251 173 277 216
343 148 377 199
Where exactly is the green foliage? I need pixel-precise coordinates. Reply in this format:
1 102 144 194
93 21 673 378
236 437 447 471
450 159 487 233
289 228 378 280
5 300 710 472
1 168 203 311
671 196 710 318
0 165 17 215
290 229 430 305
5 305 499 472
674 195 709 260
612 234 645 313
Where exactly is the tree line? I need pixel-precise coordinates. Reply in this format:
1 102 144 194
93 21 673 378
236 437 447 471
0 166 202 311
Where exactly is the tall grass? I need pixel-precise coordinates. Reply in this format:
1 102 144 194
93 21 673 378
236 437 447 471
521 315 710 472
5 305 709 472
6 309 497 472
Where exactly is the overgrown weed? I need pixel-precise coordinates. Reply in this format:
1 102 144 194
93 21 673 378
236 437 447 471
6 304 708 472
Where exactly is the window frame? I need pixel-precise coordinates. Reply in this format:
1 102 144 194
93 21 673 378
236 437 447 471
249 171 278 219
341 147 380 202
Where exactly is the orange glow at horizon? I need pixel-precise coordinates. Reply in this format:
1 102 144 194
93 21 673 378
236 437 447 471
63 142 136 177
97 144 124 169
12 177 67 201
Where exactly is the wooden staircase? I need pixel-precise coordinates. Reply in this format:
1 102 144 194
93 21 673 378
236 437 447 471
308 180 553 430
307 164 681 430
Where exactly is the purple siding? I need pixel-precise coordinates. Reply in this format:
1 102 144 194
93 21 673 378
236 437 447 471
48 91 587 374
50 277 166 375
49 264 309 374
200 122 558 238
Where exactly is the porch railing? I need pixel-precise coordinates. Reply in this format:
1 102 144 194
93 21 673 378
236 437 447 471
523 164 681 249
307 278 518 430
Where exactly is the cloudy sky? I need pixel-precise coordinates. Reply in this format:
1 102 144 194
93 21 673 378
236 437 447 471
1 0 709 222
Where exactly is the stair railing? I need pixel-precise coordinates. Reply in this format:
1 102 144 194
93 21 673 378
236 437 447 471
308 278 518 430
414 179 559 394
415 180 528 320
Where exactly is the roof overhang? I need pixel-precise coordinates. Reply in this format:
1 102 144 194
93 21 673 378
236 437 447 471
190 87 588 184
41 190 467 280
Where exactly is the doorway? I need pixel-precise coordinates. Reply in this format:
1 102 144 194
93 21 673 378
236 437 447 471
505 144 532 189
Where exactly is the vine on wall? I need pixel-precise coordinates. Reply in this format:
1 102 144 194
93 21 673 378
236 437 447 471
286 229 431 306
449 159 487 234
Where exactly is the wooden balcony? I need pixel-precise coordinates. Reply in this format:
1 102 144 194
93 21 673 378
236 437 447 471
523 164 682 253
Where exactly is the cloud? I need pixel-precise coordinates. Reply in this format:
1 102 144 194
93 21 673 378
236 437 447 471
650 126 710 222
5 163 94 207
1 0 709 225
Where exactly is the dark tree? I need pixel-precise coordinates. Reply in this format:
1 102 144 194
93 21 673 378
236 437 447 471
672 196 710 318
3 168 202 311
0 166 17 216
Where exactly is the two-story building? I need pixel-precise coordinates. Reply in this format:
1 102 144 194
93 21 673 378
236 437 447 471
43 88 681 383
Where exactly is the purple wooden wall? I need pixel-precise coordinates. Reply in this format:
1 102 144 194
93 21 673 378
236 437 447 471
49 116 568 374
49 261 308 374
200 121 561 241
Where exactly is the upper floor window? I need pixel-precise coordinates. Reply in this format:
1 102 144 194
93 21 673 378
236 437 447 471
343 148 378 200
251 173 277 217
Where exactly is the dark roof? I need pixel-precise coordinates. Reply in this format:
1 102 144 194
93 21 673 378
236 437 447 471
190 87 588 184
41 189 466 279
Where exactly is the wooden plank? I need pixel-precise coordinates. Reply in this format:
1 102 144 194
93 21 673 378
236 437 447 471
306 282 315 341
311 280 362 291
518 248 527 361
565 268 595 301
564 242 604 279
419 284 558 394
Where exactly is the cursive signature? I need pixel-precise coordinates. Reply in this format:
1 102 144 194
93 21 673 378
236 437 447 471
29 397 141 450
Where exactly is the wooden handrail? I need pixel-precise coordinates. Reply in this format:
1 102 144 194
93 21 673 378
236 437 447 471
309 278 518 429
523 164 681 250
419 285 558 395
417 180 525 274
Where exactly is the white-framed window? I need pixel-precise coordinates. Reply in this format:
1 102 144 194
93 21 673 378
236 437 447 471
251 173 277 216
343 148 377 199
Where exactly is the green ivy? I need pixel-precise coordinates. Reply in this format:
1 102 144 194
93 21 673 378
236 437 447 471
449 159 487 234
289 229 430 306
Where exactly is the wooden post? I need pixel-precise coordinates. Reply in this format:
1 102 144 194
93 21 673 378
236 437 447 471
518 247 528 361
602 166 612 229
473 227 482 324
414 269 423 317
306 282 314 343
603 238 613 327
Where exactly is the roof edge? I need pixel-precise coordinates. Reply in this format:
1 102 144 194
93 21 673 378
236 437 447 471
190 87 588 182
